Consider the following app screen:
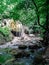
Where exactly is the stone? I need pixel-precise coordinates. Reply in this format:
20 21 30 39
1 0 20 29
29 34 35 37
11 30 16 36
30 49 34 53
24 29 29 35
33 55 46 65
23 26 29 35
29 29 33 34
28 45 39 50
13 51 30 58
18 45 27 50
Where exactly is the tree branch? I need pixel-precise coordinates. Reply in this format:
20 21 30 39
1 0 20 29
32 0 46 30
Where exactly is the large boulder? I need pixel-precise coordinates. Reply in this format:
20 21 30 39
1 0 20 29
23 26 29 35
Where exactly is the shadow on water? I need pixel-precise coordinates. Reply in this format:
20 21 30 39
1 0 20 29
0 44 47 65
12 45 47 65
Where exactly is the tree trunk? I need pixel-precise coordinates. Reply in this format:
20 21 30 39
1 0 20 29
32 0 49 52
32 0 46 30
43 0 49 47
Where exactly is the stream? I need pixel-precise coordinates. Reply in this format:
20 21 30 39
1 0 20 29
0 35 47 65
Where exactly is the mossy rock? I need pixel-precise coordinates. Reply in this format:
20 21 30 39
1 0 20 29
0 34 6 45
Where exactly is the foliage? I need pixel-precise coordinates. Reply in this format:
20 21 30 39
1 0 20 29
0 0 48 34
0 0 48 40
0 52 13 64
0 27 10 36
0 27 13 42
0 0 48 48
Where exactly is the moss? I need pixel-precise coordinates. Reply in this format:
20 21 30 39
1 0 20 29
0 27 13 44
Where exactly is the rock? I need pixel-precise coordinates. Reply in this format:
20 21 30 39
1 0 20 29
28 45 39 50
0 34 6 45
24 52 30 57
18 45 27 50
37 46 42 49
33 40 37 44
24 26 29 35
13 51 30 58
29 34 35 37
33 55 46 65
24 29 29 35
11 30 21 37
45 47 49 58
30 49 34 53
29 29 33 34
11 30 17 36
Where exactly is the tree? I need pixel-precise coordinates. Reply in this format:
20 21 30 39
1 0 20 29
32 0 49 51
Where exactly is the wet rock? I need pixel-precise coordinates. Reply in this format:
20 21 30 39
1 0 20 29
29 29 33 34
45 47 49 58
14 52 23 58
24 29 29 35
33 56 46 65
11 30 17 36
33 40 37 44
18 45 27 50
37 47 46 55
16 32 21 37
29 34 35 37
37 46 42 49
11 30 21 37
28 45 39 50
23 26 29 34
14 51 30 58
9 49 21 55
30 49 34 53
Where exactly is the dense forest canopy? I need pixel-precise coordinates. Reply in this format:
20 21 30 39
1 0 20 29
0 0 49 38
0 0 48 25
